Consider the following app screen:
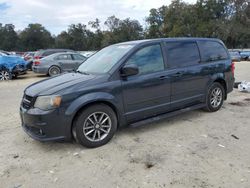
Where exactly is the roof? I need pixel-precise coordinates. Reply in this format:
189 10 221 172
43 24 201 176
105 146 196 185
116 37 222 46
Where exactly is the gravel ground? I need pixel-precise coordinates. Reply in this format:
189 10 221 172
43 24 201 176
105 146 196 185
0 62 250 188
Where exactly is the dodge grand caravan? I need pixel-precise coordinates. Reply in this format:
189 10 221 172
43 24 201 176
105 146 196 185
20 38 235 148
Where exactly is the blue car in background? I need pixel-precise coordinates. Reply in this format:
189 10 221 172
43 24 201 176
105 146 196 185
239 51 250 61
0 52 27 80
229 51 241 62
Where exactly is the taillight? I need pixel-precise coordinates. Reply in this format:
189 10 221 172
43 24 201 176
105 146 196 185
34 61 40 65
231 61 235 75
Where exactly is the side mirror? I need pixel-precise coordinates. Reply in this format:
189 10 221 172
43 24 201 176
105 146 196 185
120 64 139 77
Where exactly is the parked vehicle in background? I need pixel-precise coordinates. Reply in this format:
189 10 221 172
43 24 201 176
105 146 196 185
24 52 35 61
239 51 250 61
23 52 35 70
20 38 235 148
0 52 27 80
0 50 11 55
229 51 241 62
34 49 74 61
32 52 87 76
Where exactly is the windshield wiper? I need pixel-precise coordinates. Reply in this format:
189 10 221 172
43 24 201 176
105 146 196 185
76 70 90 75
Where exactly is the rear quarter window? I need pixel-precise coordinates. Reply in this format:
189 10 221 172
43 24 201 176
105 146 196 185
198 41 229 62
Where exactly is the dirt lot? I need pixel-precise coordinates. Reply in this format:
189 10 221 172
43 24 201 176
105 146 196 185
1 62 250 188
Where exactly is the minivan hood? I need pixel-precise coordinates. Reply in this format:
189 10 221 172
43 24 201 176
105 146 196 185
25 73 96 96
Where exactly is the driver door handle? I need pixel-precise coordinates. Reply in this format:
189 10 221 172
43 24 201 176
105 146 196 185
159 75 168 80
173 72 183 77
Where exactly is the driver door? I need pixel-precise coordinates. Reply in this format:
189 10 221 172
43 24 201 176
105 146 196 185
121 43 171 123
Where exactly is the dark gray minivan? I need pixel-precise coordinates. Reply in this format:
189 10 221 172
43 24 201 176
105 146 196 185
20 38 235 148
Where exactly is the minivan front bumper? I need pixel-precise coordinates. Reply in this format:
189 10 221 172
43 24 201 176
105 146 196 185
20 106 72 141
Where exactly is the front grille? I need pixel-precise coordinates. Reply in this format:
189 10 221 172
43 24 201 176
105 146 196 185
22 94 34 109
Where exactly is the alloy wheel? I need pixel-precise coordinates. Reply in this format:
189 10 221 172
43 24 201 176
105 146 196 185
210 87 222 108
0 71 11 80
83 112 112 142
49 67 60 76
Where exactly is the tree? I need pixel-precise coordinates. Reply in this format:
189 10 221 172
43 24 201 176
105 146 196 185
145 6 167 38
146 0 250 48
55 31 71 49
0 24 19 51
19 24 53 51
88 18 103 49
102 16 143 46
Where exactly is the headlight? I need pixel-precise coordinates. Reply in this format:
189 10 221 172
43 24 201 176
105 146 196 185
34 95 62 110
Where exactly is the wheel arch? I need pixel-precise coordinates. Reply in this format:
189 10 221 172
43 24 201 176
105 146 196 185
206 74 227 100
0 64 12 71
214 78 227 100
48 65 61 74
70 100 121 138
66 93 124 138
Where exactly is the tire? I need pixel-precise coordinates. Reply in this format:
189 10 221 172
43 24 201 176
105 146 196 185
12 74 17 79
48 66 61 77
73 104 117 148
0 69 12 80
203 82 225 112
27 62 33 70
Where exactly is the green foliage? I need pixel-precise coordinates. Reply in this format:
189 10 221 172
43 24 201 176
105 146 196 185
0 24 19 51
102 16 143 46
19 24 54 51
0 0 249 51
145 0 250 48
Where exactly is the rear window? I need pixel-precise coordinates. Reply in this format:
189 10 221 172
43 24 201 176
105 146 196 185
165 42 200 68
198 41 229 62
43 51 56 56
34 51 43 57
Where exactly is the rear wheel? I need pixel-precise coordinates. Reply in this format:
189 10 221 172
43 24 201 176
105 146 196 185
0 70 12 80
48 66 61 77
73 104 117 148
204 82 225 112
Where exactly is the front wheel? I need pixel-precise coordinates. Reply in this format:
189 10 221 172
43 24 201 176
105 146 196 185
0 70 12 80
204 82 225 112
73 104 117 148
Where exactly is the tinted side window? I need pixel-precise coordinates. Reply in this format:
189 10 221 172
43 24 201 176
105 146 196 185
165 42 200 68
72 54 87 61
198 41 229 62
126 44 164 75
56 54 72 60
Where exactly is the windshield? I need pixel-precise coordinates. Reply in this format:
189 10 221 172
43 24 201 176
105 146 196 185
0 52 7 56
77 44 134 74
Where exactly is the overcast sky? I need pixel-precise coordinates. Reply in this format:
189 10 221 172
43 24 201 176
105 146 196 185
0 0 196 35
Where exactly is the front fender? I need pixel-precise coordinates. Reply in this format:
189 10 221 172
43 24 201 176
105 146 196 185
0 63 14 71
65 92 119 117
